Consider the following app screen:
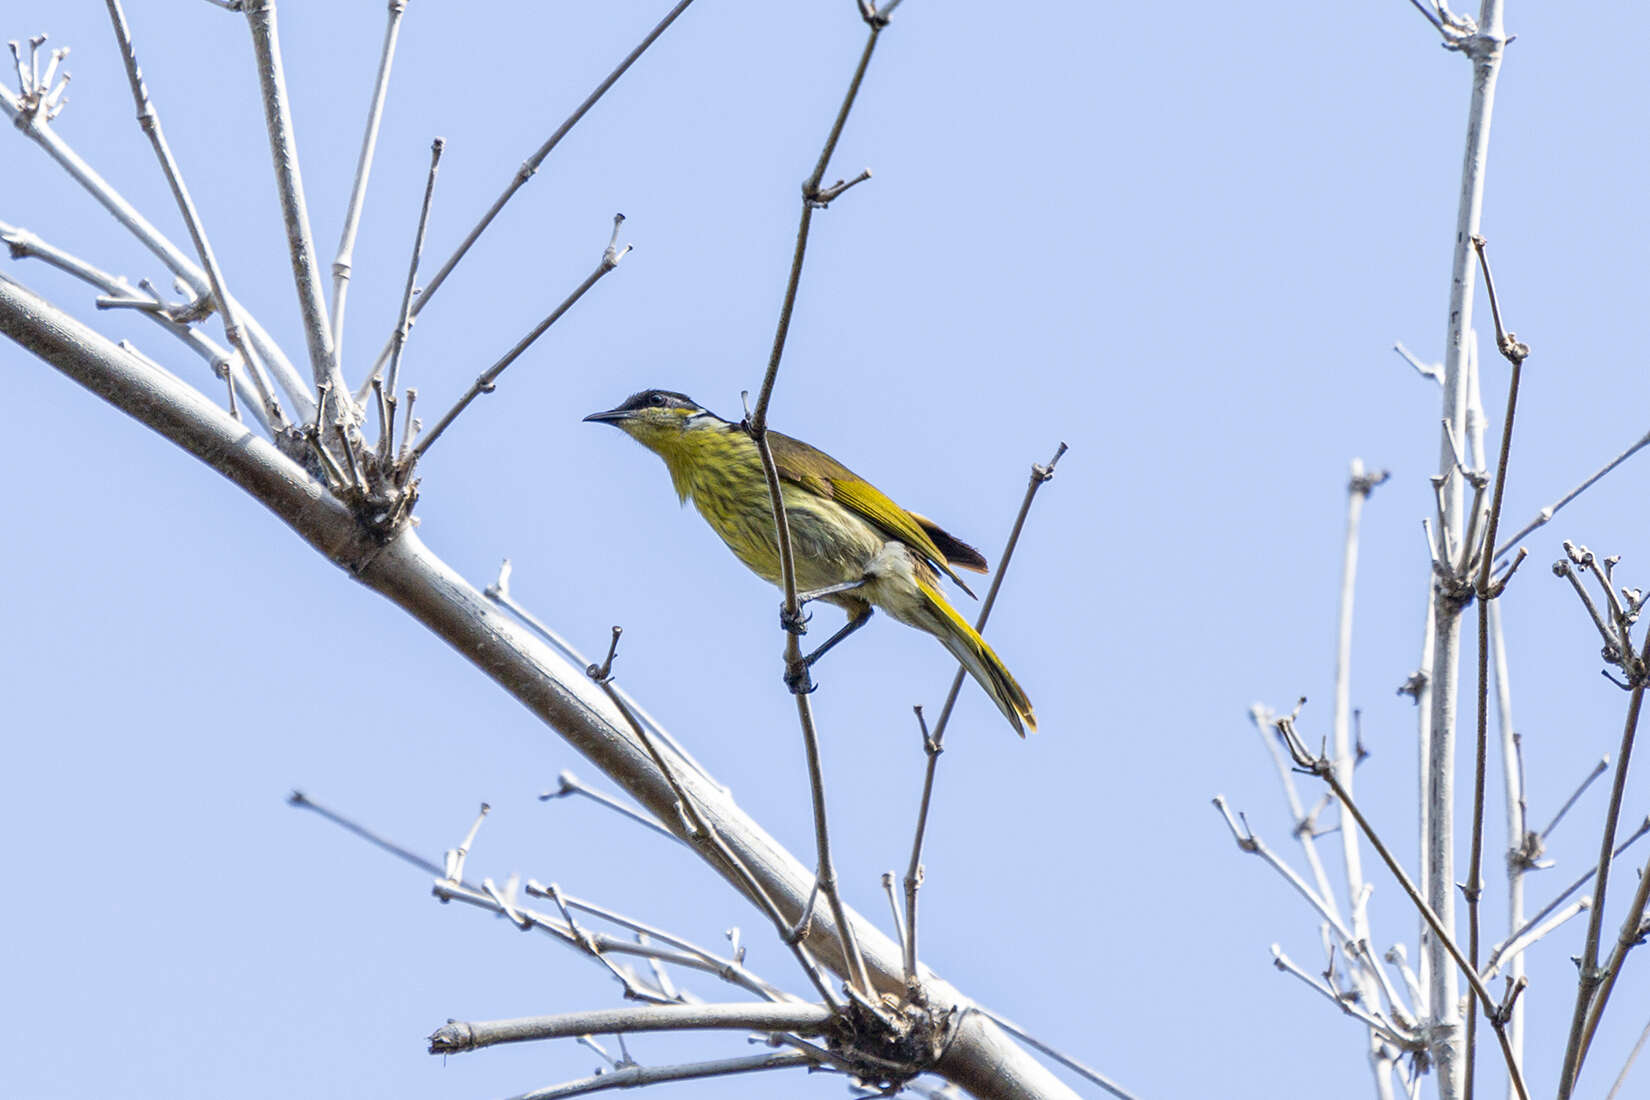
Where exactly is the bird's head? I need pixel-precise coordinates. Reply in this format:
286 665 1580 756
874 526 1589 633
584 389 723 456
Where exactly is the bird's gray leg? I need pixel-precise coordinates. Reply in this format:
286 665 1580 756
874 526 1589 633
784 606 875 694
780 578 869 635
797 577 870 603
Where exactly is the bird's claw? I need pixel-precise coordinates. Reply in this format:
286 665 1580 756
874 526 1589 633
780 605 811 635
783 661 817 695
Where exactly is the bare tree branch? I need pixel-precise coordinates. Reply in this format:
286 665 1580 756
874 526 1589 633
428 1002 836 1054
355 0 699 400
0 272 1081 1100
329 0 411 358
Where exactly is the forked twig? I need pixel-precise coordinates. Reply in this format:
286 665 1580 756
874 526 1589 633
355 0 698 399
1464 232 1528 1099
903 442 1065 984
740 3 905 1006
1274 714 1530 1100
412 215 629 461
585 628 843 1010
103 0 286 428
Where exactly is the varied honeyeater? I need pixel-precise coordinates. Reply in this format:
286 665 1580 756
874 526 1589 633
584 390 1035 735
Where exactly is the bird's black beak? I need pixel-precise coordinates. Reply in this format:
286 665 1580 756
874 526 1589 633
583 406 633 425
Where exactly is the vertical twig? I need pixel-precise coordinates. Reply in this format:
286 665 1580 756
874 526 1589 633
242 0 348 407
742 4 894 1004
1333 459 1393 1093
382 137 444 463
1419 9 1511 1093
330 0 412 359
1559 680 1648 1097
1463 233 1529 1100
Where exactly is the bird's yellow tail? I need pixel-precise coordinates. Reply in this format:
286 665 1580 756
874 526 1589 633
914 575 1036 736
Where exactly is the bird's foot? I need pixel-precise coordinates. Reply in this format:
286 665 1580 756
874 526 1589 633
783 659 817 695
780 605 810 635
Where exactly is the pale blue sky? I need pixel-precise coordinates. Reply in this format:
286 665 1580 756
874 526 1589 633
4 3 1649 1098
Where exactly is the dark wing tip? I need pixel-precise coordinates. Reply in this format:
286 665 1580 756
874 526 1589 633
908 511 990 574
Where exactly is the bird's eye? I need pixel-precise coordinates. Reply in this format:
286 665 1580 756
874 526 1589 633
649 393 667 407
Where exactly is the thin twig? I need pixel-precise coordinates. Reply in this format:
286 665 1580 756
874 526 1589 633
241 0 347 404
1541 757 1611 842
1605 1015 1650 1100
0 221 269 430
413 215 629 460
355 0 698 400
1562 678 1648 1096
585 630 842 1010
383 137 444 461
1275 715 1530 1100
902 442 1065 985
484 560 720 787
102 0 286 428
739 6 897 1006
1465 232 1528 1100
1484 815 1650 974
329 0 411 357
505 1051 818 1100
0 78 312 418
969 1006 1142 1100
1270 944 1418 1049
541 770 682 845
1496 430 1650 560
1333 458 1391 1087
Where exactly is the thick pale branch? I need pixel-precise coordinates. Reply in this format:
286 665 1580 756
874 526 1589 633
0 84 313 418
0 272 1080 1100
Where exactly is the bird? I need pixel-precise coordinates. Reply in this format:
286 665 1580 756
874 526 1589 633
584 389 1035 735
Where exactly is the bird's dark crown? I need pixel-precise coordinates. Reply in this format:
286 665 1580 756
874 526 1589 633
614 389 703 414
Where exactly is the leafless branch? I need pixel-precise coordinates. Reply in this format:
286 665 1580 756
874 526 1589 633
381 136 443 462
505 1050 819 1100
355 0 698 400
1275 713 1529 1100
428 1002 835 1054
412 215 629 461
904 441 1065 985
240 0 346 405
103 0 287 428
329 0 412 357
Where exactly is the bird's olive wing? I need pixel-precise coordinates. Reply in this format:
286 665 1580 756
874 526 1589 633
767 431 975 589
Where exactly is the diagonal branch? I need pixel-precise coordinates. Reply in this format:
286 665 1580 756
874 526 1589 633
0 84 313 420
1 262 1078 1100
1275 713 1529 1100
428 1002 836 1054
903 441 1065 986
103 0 287 429
412 216 629 461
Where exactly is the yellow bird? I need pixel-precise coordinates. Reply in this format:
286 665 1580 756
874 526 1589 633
585 390 1035 735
